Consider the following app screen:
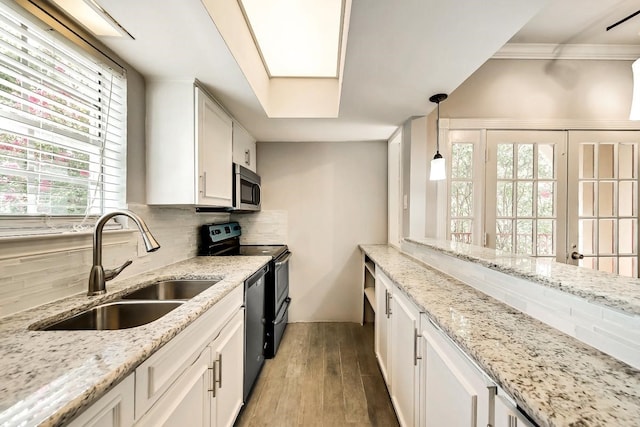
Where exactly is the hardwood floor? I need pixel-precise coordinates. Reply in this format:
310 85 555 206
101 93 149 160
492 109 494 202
235 322 399 427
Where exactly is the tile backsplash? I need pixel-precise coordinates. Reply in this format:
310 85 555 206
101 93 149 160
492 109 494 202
0 203 229 317
231 210 288 245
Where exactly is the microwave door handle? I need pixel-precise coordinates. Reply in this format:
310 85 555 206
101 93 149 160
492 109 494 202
253 183 261 205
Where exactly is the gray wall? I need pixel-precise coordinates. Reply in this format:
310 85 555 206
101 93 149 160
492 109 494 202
257 141 388 322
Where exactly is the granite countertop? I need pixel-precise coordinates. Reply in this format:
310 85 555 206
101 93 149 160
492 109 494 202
405 237 640 316
0 256 270 427
360 244 640 427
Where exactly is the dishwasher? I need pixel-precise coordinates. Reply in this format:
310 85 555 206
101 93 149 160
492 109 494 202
243 265 267 401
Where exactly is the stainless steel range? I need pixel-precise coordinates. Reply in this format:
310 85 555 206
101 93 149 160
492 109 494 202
198 222 291 400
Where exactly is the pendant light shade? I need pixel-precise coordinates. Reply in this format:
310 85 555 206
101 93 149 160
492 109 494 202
429 93 448 181
631 58 640 121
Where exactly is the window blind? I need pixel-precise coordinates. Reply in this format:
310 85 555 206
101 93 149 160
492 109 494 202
0 1 126 217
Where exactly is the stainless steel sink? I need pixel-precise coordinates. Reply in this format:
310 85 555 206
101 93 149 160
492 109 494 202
121 279 219 300
40 301 184 331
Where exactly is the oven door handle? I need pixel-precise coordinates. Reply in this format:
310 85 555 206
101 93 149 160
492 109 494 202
275 252 292 266
273 297 291 325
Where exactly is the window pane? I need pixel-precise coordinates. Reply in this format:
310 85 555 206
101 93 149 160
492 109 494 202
496 182 513 217
580 257 596 270
537 144 555 179
450 219 472 244
598 257 616 274
496 220 512 252
451 143 473 179
598 219 615 255
537 219 555 256
497 144 513 179
450 181 473 217
619 144 635 179
516 181 533 217
598 182 615 217
618 181 636 217
580 219 595 255
580 144 595 179
619 219 636 255
598 144 615 178
618 257 636 278
537 181 554 217
516 219 533 255
517 144 534 179
579 182 595 216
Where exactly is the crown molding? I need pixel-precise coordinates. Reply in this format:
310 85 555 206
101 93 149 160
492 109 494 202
493 43 640 61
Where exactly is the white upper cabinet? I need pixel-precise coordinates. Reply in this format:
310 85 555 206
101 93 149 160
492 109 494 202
232 123 257 172
146 81 232 207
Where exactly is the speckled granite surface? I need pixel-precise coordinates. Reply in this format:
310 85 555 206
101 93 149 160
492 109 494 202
361 244 640 427
406 237 640 316
0 256 269 427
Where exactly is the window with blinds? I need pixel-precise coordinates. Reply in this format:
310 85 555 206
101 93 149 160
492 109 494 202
0 2 126 218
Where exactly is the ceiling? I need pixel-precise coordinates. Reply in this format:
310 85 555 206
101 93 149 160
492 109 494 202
94 0 640 143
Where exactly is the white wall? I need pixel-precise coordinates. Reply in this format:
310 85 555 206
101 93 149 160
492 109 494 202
257 141 387 322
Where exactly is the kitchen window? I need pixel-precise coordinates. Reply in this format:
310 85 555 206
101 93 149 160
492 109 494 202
0 1 126 233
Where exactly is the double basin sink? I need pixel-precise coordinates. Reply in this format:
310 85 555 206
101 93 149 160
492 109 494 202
39 280 220 331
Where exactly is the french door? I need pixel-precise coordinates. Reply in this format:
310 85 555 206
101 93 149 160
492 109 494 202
481 129 640 278
485 130 567 262
567 131 640 277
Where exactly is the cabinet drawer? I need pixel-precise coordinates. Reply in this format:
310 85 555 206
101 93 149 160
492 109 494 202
135 285 243 420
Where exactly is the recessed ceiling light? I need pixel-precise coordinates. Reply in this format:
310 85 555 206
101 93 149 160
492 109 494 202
51 0 133 38
239 0 343 78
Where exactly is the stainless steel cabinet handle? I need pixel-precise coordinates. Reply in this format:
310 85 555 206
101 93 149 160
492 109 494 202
208 362 216 397
202 171 207 196
414 328 422 366
245 149 250 166
387 292 392 318
216 354 222 390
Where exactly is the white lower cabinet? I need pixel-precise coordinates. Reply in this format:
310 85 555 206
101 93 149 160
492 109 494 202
389 287 421 427
138 308 244 427
494 393 535 427
418 314 496 427
68 375 134 427
71 285 245 427
210 309 244 427
374 270 421 427
372 264 523 427
374 269 392 385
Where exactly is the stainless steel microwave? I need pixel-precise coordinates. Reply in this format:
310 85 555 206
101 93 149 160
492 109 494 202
233 163 261 211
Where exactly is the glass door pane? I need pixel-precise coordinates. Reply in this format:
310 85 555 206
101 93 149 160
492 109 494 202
485 131 567 261
567 131 640 278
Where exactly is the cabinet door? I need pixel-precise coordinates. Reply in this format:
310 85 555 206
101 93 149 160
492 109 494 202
375 270 392 385
390 289 420 427
136 346 212 427
211 309 245 427
196 87 233 207
232 123 257 172
69 375 134 427
420 315 495 427
494 394 535 427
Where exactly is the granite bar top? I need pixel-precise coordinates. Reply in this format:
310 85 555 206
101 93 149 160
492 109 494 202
0 255 270 427
406 237 640 316
360 244 640 427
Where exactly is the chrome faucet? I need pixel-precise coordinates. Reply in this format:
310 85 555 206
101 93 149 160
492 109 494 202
88 209 160 296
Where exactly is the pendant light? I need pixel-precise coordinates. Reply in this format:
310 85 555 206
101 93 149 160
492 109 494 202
429 93 448 181
630 58 640 120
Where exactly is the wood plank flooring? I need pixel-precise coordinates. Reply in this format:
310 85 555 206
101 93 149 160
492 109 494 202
235 322 399 427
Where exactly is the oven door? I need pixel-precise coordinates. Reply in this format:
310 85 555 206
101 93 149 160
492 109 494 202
274 252 291 310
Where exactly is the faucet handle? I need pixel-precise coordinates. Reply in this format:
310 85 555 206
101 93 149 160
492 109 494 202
105 260 133 281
